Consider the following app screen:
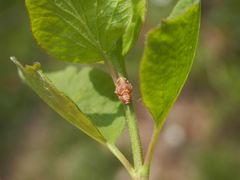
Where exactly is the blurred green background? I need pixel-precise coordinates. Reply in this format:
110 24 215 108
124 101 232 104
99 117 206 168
0 0 240 179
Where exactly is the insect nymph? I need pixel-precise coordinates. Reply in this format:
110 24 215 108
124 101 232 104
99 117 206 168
115 77 133 104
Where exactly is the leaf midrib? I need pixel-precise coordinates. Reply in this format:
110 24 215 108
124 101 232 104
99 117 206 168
155 4 200 125
51 0 126 61
50 1 100 49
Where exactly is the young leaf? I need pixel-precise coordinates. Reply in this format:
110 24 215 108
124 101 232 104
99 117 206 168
12 58 125 143
122 0 146 55
48 67 125 143
26 0 145 63
140 0 201 127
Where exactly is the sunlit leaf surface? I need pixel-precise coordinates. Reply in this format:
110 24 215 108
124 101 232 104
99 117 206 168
12 58 125 143
140 0 201 128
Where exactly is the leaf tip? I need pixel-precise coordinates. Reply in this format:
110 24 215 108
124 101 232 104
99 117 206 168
10 56 17 64
10 56 23 68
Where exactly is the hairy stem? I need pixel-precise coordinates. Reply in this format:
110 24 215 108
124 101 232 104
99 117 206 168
124 104 144 170
132 176 149 180
104 52 144 172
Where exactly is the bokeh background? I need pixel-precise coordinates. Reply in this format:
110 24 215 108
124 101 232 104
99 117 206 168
1 0 240 179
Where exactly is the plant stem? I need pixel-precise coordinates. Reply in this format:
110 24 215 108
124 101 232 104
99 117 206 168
132 176 149 180
104 52 144 174
144 121 164 175
124 104 144 171
132 165 149 180
107 143 135 177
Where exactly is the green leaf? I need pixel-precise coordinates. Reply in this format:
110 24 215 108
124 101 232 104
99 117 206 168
48 66 125 143
122 0 146 55
140 0 201 127
26 0 145 63
11 57 125 143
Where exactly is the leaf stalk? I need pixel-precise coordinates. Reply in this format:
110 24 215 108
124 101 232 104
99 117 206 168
144 120 165 176
107 143 135 177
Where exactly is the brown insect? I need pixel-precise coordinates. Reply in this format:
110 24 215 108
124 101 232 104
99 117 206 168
115 77 133 104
